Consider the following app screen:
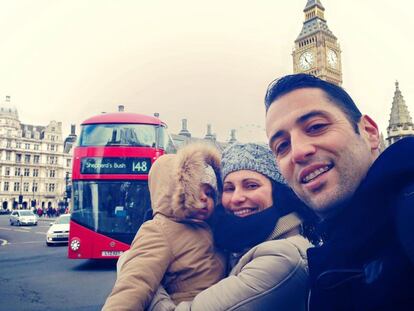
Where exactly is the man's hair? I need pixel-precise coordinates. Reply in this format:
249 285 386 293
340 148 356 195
264 74 362 133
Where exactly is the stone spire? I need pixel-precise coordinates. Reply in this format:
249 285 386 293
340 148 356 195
304 0 325 11
178 118 191 138
0 95 19 121
388 81 412 126
296 0 335 41
386 81 414 146
229 129 237 144
204 124 215 140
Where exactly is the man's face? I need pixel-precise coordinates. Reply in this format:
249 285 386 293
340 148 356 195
265 88 379 219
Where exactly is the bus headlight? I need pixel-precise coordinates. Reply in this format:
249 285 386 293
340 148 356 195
70 238 81 251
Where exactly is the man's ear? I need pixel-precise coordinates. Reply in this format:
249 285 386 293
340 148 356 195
359 115 380 151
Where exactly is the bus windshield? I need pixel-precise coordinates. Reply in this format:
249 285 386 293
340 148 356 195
79 123 162 147
71 180 151 244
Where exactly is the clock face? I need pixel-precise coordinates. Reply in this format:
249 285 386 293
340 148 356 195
327 49 338 68
299 51 314 70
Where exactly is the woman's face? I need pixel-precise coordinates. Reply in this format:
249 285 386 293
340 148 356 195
222 170 273 217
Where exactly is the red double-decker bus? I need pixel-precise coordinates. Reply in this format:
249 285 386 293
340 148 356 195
68 112 172 259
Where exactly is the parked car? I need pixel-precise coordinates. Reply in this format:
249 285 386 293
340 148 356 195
0 208 11 215
46 214 71 246
9 210 38 226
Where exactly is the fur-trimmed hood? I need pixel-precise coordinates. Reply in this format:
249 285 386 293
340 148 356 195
148 143 221 221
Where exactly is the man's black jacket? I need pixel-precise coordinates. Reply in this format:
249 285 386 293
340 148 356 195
308 137 414 311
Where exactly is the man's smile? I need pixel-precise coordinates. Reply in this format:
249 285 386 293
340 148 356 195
298 162 334 186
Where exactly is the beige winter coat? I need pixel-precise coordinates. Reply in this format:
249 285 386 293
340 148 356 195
102 144 226 311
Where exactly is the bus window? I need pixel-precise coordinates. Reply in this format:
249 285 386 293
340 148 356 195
156 126 176 153
71 180 151 244
79 124 157 148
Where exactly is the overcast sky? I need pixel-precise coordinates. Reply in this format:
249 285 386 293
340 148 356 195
0 0 413 143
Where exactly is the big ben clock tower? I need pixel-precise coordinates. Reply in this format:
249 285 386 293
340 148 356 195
292 0 342 85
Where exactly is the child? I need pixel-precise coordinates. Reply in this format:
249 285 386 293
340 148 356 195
102 143 226 311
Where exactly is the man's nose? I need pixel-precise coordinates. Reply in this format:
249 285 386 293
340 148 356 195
290 136 316 164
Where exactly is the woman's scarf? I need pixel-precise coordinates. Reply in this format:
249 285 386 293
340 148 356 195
212 205 282 253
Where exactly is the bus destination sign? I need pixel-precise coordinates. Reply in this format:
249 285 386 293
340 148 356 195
81 157 151 175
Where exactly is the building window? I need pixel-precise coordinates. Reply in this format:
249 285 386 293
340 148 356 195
50 144 55 151
23 182 29 192
48 156 57 164
6 140 11 148
47 183 55 192
66 159 71 167
5 167 10 176
24 154 31 163
49 170 56 178
33 155 40 164
16 142 21 148
51 135 55 141
15 167 21 176
32 182 38 192
6 151 11 161
4 182 9 191
34 144 39 150
33 169 39 177
14 182 20 192
16 153 22 163
24 168 30 176
25 143 30 149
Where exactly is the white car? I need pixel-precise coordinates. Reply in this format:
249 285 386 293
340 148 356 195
9 210 38 226
46 214 71 246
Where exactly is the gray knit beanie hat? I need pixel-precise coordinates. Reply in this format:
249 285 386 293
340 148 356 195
221 143 286 184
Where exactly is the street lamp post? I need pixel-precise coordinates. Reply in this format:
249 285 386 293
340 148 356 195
32 179 36 212
19 175 23 209
64 172 70 212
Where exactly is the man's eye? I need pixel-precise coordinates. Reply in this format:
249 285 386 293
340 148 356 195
307 123 328 133
275 141 290 156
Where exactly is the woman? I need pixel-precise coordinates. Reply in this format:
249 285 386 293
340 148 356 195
149 143 316 311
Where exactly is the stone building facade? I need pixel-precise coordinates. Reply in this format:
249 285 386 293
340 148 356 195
0 101 73 212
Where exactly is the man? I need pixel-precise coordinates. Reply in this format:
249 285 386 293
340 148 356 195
264 73 414 311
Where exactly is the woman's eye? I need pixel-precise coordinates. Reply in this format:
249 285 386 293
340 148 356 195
246 183 259 189
223 186 234 192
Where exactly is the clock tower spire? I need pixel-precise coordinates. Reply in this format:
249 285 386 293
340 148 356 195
292 0 343 85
